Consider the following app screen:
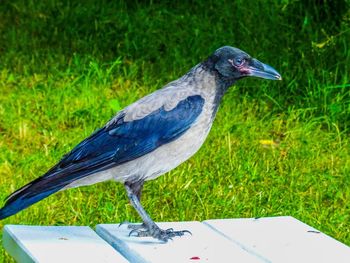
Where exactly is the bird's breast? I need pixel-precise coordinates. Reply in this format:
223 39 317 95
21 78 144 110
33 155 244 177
109 74 220 182
132 92 217 181
66 68 222 187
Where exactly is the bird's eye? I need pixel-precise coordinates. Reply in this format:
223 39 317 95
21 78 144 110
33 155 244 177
233 57 245 67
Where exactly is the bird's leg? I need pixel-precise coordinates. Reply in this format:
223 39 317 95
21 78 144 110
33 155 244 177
120 180 146 230
124 181 191 242
132 180 143 201
119 181 145 228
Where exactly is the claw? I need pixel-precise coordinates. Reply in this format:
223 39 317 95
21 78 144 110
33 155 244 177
182 229 192 236
128 229 140 237
128 229 152 237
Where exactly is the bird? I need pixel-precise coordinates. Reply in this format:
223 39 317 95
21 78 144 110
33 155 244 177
0 46 281 242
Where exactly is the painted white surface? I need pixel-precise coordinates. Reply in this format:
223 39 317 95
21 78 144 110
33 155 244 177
96 221 266 263
204 216 350 263
4 217 350 262
3 225 128 263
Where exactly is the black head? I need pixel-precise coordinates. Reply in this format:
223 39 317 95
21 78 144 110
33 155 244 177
209 46 281 82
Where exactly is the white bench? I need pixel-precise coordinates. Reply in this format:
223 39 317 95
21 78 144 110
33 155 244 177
3 216 350 262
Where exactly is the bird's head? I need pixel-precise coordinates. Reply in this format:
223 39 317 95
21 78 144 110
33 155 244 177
210 46 281 82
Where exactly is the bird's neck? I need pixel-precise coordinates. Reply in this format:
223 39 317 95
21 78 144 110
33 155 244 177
201 54 235 94
198 57 234 111
180 59 234 120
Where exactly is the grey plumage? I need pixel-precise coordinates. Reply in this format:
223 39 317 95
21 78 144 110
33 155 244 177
66 64 222 188
0 46 281 242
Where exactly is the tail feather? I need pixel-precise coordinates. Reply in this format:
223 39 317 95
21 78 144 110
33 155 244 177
0 167 69 220
0 157 114 220
0 187 61 220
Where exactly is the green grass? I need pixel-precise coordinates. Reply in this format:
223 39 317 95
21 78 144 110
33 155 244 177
0 0 350 260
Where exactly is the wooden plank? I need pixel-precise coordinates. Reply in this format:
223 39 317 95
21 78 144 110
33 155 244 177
96 221 267 263
3 225 128 263
204 216 350 263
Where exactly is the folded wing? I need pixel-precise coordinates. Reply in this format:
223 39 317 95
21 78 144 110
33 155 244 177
0 95 205 219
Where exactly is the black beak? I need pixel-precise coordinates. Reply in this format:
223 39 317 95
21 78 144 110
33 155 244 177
247 58 282 80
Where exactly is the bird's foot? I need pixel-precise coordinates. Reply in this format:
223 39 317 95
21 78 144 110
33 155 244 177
128 223 191 242
127 222 147 230
118 221 146 229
